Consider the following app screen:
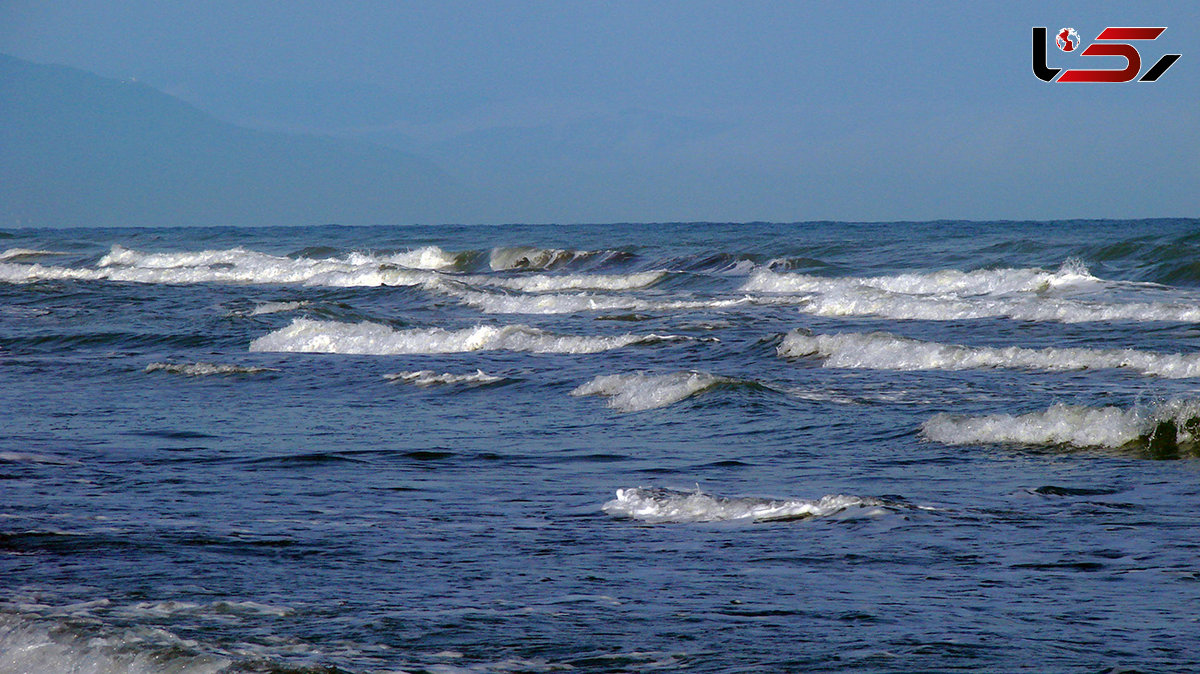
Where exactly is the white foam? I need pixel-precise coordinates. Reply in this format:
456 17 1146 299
478 270 665 292
744 260 1098 296
922 399 1200 449
145 362 280 376
442 283 758 315
0 613 230 674
376 245 460 270
780 330 1200 378
0 245 444 287
742 261 1200 324
799 290 1200 324
250 318 685 355
572 371 732 412
602 487 884 523
384 370 506 386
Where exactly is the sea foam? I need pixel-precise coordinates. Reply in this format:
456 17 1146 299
922 399 1200 449
249 318 686 355
572 371 733 411
779 330 1200 378
602 487 885 523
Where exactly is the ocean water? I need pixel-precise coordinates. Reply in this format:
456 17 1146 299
2 220 1200 673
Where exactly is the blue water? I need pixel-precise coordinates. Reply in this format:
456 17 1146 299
3 220 1200 673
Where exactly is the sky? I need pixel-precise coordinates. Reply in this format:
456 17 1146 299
1 0 1197 224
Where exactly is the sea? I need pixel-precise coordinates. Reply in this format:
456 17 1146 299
2 220 1200 673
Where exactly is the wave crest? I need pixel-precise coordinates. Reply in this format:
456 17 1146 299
602 487 886 523
922 399 1200 452
779 330 1200 378
249 318 686 355
572 371 733 411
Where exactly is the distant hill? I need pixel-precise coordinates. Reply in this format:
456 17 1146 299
0 54 468 227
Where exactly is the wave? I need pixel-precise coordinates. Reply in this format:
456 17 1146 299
744 261 1200 324
441 285 755 315
602 487 886 523
797 291 1200 324
572 371 735 412
249 318 689 355
0 612 230 674
0 248 67 262
477 270 666 292
743 260 1098 296
144 362 280 376
0 245 443 287
488 245 629 271
779 330 1200 378
921 399 1200 452
248 300 309 316
383 369 507 386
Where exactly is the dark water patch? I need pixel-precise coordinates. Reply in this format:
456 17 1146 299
129 429 219 440
242 452 371 468
1031 485 1123 497
1012 560 1107 572
399 450 456 461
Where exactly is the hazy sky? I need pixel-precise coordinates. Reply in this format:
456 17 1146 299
2 1 1197 223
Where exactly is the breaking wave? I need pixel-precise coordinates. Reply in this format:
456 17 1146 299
383 369 508 386
745 261 1200 324
0 612 230 674
743 260 1098 296
249 318 689 355
922 399 1200 451
488 246 628 271
779 330 1200 378
571 371 736 412
602 487 887 523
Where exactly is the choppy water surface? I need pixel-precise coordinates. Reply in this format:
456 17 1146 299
3 220 1200 673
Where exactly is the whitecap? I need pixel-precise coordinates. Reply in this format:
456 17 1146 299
602 487 886 523
571 371 734 412
249 318 686 355
921 399 1200 449
779 330 1200 378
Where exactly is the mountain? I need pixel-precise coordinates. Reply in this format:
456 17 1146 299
0 54 468 227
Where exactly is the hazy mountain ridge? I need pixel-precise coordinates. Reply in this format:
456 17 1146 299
0 54 468 227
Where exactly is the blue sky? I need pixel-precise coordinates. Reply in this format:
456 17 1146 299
1 0 1196 224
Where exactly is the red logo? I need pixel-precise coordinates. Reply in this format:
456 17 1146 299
1033 26 1181 83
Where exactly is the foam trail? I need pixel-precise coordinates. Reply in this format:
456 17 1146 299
384 370 506 386
572 372 732 412
145 362 280 376
780 330 1200 378
603 487 885 523
922 399 1200 449
250 318 687 355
